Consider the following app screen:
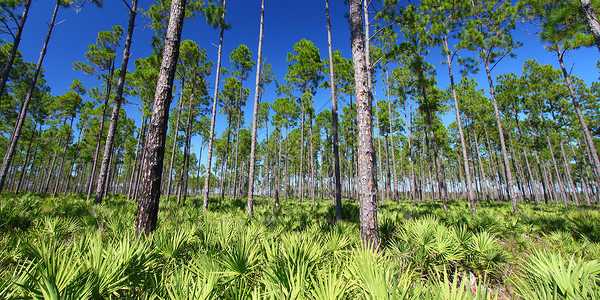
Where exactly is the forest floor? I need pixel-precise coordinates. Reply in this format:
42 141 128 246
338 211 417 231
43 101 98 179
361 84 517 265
1 192 599 299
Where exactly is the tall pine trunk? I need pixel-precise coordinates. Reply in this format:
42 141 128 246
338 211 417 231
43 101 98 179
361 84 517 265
325 0 342 220
203 0 227 211
246 0 265 216
136 0 187 236
350 0 379 249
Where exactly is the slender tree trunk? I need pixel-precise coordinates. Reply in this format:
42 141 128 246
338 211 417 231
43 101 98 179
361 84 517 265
94 0 138 205
508 132 526 202
560 140 579 206
275 132 282 208
309 112 316 206
514 112 539 205
385 68 399 203
219 117 233 204
557 50 600 189
0 0 32 99
483 58 517 213
326 0 342 220
571 141 592 206
203 0 227 211
193 140 205 205
53 118 74 197
232 110 242 198
419 75 447 210
86 66 114 201
177 92 195 205
166 90 185 202
16 124 38 194
246 0 265 216
0 0 60 192
374 92 385 204
135 0 187 237
444 35 475 212
350 0 379 248
127 116 146 201
43 144 60 194
284 125 289 202
298 108 305 203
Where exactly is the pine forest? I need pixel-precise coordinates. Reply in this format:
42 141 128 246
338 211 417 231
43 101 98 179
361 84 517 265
1 0 600 298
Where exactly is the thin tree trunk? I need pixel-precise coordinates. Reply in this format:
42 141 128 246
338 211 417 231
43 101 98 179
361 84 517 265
246 0 265 216
560 139 579 206
166 90 185 202
374 91 385 204
385 68 399 203
202 0 227 211
136 0 187 237
0 0 60 192
444 34 475 213
309 111 316 206
16 124 38 193
232 110 242 198
86 65 114 201
326 0 342 220
127 116 147 201
483 59 517 212
43 144 60 194
178 92 195 205
53 118 73 197
94 0 138 205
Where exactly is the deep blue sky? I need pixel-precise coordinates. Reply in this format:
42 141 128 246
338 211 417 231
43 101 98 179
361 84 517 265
10 0 600 161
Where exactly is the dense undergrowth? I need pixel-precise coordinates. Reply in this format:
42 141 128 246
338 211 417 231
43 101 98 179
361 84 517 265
1 193 599 299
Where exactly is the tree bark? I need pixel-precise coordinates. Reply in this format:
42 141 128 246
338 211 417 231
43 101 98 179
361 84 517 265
579 0 600 53
350 0 379 249
136 0 187 237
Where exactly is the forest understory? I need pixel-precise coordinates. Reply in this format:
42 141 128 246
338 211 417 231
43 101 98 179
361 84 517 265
1 192 599 299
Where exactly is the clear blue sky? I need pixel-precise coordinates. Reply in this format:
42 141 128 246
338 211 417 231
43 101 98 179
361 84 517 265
11 0 600 163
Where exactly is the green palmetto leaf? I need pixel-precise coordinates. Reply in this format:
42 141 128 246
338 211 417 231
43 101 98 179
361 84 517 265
309 267 352 300
512 249 600 299
17 239 92 300
165 267 217 300
348 246 421 300
154 225 195 261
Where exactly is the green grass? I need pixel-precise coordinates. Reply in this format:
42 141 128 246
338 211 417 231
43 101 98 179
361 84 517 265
1 192 599 299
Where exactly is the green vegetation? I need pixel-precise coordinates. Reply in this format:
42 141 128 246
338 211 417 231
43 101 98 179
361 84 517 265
1 193 599 299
